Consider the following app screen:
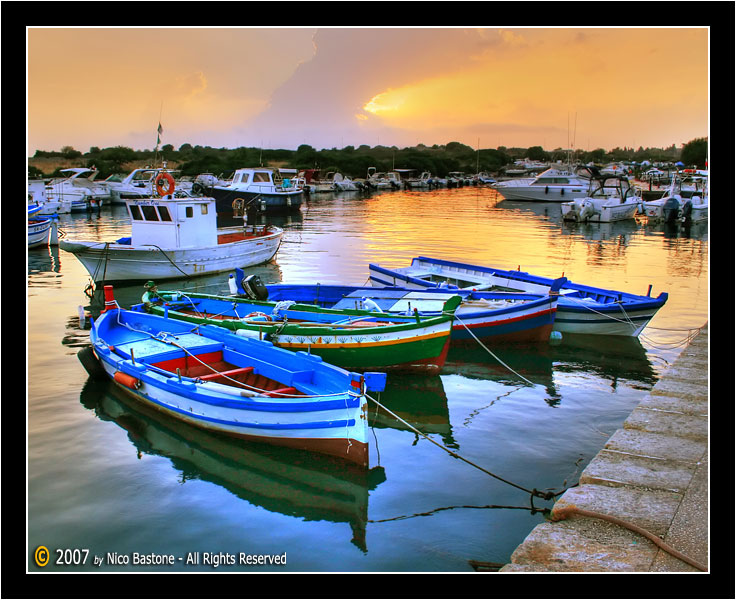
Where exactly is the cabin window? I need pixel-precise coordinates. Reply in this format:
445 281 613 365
185 206 194 218
157 206 172 221
201 204 208 215
141 205 159 221
130 205 143 220
253 172 270 183
240 173 250 183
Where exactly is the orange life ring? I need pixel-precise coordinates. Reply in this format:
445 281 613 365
155 172 176 196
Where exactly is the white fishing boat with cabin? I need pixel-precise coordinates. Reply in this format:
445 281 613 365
59 193 282 282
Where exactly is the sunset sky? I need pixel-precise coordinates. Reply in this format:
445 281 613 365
27 27 709 155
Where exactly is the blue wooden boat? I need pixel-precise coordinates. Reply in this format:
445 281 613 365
133 285 460 374
233 269 566 345
78 290 387 466
367 256 668 337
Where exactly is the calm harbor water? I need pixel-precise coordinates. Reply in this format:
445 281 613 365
27 186 708 573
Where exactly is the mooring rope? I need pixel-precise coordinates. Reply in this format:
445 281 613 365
365 391 563 501
549 506 707 571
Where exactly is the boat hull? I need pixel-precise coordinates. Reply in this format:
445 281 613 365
561 200 640 222
495 185 588 202
28 218 52 248
265 283 559 345
205 186 303 223
87 309 380 466
368 257 668 337
147 293 457 374
59 228 282 282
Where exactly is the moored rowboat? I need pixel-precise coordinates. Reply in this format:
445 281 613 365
369 256 668 337
259 279 565 345
136 288 461 374
79 296 388 466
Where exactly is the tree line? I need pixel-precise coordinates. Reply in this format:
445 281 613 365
30 138 708 180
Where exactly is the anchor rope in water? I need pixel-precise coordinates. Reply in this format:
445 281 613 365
365 390 563 501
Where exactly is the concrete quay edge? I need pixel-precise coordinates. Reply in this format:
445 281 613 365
499 323 708 573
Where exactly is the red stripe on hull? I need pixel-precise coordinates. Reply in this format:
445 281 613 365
220 430 369 467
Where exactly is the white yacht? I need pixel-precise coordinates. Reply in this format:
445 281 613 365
107 166 191 204
491 167 591 202
45 168 112 211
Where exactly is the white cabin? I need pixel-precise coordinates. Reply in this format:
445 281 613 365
127 197 218 249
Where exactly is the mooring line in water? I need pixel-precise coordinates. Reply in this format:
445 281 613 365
368 502 547 523
365 391 564 501
445 312 536 386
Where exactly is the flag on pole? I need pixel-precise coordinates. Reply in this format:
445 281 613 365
156 122 163 146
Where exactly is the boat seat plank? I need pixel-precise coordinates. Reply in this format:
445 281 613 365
198 366 255 381
262 386 299 397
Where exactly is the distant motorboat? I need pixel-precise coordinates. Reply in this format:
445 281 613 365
106 166 189 204
28 179 73 214
197 167 303 223
643 174 708 224
331 172 362 192
298 169 334 193
561 172 641 223
46 168 111 211
491 166 591 202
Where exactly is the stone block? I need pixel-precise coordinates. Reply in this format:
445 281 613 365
579 449 696 493
624 407 707 441
508 519 657 571
604 429 706 463
554 483 682 536
637 393 707 416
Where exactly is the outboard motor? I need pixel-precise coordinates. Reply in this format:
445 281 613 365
662 197 681 224
234 268 269 300
242 274 269 301
564 199 583 221
579 199 598 222
681 198 693 222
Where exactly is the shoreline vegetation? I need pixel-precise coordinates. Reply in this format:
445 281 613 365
29 138 707 181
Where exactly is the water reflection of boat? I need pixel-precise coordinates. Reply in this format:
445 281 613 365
80 379 386 552
28 244 62 276
442 333 656 399
552 333 657 388
367 374 455 447
443 344 560 406
560 218 641 242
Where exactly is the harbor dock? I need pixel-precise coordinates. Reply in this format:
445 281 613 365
499 323 708 572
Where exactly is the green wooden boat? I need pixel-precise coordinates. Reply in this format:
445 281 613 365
135 291 461 374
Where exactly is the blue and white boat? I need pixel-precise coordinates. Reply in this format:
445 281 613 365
78 292 387 466
28 207 58 249
368 257 668 337
194 167 303 224
232 270 566 345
